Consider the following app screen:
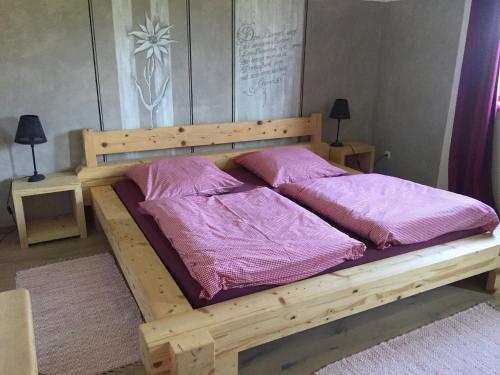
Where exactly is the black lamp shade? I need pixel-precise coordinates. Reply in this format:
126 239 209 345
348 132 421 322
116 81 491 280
329 99 350 120
15 115 47 145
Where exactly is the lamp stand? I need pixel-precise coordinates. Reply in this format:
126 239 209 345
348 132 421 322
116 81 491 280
330 119 344 147
28 144 45 182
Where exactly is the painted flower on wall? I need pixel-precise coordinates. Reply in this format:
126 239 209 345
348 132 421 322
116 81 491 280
129 14 176 127
130 14 175 62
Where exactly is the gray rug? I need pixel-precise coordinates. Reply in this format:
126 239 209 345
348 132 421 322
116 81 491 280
16 253 143 375
316 303 500 375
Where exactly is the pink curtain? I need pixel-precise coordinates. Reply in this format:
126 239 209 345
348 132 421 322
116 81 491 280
448 0 500 210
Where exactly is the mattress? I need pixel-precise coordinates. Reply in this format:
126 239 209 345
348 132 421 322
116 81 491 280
113 167 484 308
280 174 498 249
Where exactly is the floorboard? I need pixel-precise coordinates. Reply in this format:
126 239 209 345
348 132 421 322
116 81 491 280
0 225 498 375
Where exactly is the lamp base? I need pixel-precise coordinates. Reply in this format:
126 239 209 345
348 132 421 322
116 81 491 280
330 141 344 147
28 173 45 182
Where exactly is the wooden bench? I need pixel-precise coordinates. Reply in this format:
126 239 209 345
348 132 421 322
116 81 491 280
0 289 38 375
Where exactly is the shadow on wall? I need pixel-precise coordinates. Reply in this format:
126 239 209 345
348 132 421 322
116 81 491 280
69 129 84 167
0 179 16 229
53 130 84 171
0 117 18 176
0 117 18 228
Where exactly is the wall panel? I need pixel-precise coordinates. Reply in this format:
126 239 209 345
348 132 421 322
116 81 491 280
234 0 306 149
234 0 305 121
190 0 233 153
91 0 191 159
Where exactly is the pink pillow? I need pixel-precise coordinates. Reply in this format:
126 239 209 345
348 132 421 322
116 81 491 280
126 156 243 200
234 146 347 187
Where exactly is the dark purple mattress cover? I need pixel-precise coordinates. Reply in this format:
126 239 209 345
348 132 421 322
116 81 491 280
113 168 484 308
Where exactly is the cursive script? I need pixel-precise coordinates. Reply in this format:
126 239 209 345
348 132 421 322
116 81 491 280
237 23 300 98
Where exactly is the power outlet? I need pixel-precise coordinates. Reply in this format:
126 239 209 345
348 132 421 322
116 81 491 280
383 150 392 160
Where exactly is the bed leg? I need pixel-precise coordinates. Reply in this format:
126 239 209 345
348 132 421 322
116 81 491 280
486 268 499 294
215 350 238 375
169 331 215 375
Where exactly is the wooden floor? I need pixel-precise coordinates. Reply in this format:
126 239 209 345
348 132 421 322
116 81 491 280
1 224 499 375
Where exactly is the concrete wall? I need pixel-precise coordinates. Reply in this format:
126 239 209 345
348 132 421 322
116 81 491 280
303 0 382 144
0 0 384 228
373 0 467 186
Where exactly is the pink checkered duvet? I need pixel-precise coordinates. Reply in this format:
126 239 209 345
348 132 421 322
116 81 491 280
140 187 366 299
279 174 499 249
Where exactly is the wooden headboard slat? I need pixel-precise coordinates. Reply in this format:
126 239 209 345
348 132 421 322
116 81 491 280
83 114 321 166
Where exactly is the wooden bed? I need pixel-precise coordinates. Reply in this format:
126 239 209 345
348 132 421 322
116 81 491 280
77 113 500 375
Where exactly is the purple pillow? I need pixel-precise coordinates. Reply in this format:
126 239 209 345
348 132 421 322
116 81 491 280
234 146 347 187
126 156 243 200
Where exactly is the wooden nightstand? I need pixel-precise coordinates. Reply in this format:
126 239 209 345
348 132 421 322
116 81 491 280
329 142 375 173
12 172 87 248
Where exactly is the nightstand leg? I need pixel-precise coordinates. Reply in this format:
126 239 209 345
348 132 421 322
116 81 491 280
12 195 28 249
72 188 87 239
486 268 499 294
369 150 375 173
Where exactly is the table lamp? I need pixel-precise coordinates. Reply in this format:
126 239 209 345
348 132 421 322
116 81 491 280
15 115 47 182
329 99 350 147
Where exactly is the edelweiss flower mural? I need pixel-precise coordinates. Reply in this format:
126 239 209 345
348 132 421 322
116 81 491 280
129 14 176 127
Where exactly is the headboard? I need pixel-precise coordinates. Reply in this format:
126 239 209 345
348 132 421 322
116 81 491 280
77 113 329 204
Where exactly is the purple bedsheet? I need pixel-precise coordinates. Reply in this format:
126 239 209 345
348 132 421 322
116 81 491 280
113 168 484 308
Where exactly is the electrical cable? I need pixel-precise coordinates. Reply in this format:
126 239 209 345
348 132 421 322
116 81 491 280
5 179 16 225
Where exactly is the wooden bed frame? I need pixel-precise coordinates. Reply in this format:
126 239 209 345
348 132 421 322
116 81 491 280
77 113 500 375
